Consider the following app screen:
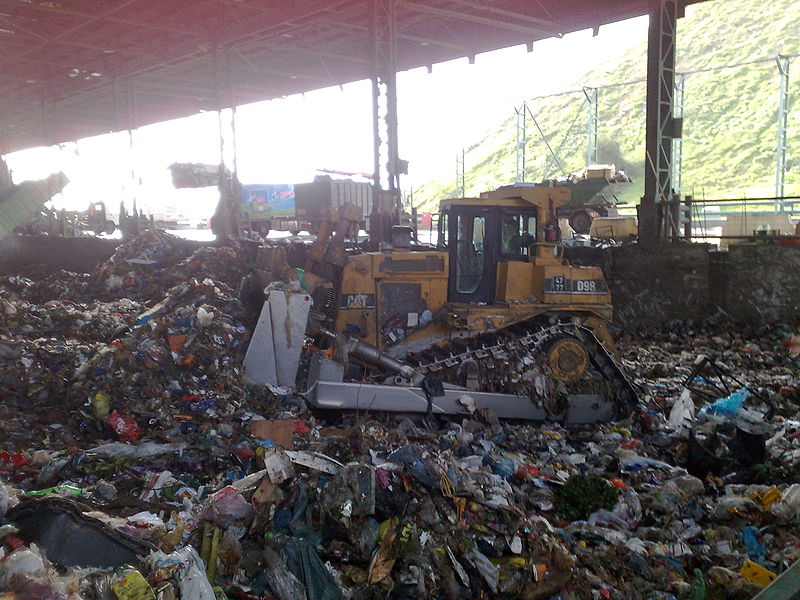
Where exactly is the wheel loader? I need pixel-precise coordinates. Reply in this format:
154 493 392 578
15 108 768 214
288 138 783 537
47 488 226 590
301 183 638 423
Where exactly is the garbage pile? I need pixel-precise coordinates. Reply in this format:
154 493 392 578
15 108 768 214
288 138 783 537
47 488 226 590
1 233 799 600
21 230 253 305
0 231 253 452
87 232 253 303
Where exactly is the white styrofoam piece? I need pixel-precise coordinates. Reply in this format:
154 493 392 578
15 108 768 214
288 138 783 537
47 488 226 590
268 290 311 389
242 301 278 385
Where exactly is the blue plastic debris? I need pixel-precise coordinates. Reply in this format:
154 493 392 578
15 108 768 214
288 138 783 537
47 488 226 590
699 387 751 419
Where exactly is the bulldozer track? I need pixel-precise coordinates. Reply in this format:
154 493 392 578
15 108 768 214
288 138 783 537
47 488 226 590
403 316 639 420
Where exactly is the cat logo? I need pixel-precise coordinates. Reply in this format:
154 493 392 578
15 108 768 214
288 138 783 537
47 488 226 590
340 293 376 309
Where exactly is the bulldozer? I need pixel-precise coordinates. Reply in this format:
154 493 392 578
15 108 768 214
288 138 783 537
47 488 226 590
288 183 638 423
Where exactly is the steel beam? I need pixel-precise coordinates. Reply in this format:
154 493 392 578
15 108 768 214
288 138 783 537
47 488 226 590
370 0 401 193
441 0 555 29
0 0 204 38
398 1 554 37
237 43 370 67
3 0 141 63
672 73 685 196
370 0 403 246
311 19 466 51
641 0 678 244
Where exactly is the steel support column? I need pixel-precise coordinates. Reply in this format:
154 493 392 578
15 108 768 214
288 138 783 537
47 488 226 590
775 55 790 207
672 73 685 196
641 0 678 244
370 0 401 245
583 87 599 166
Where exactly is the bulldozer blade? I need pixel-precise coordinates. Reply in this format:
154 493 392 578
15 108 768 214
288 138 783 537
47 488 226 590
305 380 617 423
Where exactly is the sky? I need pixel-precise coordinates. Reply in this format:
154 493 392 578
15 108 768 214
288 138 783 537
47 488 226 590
2 15 648 221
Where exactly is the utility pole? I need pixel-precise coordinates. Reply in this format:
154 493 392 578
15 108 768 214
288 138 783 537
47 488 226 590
515 102 527 182
583 87 599 166
775 55 790 209
455 148 465 196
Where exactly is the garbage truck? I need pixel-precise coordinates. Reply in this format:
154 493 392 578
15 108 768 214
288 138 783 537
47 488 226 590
170 163 373 237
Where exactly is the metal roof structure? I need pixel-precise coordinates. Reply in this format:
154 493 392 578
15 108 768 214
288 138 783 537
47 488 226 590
0 0 702 154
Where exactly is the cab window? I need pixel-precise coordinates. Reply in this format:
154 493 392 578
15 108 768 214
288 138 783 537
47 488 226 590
455 214 486 293
438 210 449 248
500 214 537 257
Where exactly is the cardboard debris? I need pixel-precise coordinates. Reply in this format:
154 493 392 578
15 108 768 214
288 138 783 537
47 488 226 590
250 418 296 448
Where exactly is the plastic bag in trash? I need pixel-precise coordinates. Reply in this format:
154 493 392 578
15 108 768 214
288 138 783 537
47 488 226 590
0 480 8 518
147 546 215 600
321 464 375 523
699 387 750 419
280 538 342 600
467 545 499 593
670 389 696 431
105 410 142 442
387 445 437 488
772 483 800 520
742 526 766 564
201 486 254 527
263 547 308 600
0 545 47 586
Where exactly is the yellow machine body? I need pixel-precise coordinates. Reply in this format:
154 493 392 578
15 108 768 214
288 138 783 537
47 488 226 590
334 184 614 355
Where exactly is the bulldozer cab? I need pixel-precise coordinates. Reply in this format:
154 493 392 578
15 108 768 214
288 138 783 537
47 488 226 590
437 184 570 305
439 204 537 303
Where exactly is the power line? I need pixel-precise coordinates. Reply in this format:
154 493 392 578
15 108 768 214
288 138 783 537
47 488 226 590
523 52 800 102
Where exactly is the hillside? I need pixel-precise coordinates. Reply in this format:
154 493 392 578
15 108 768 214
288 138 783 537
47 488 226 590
413 0 800 212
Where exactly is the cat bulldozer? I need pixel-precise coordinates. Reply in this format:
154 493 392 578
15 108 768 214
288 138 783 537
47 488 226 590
303 183 638 423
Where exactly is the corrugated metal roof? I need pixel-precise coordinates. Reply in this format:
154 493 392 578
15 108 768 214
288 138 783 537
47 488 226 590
0 0 705 153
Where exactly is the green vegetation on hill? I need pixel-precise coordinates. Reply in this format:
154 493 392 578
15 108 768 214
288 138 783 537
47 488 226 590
413 0 800 212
